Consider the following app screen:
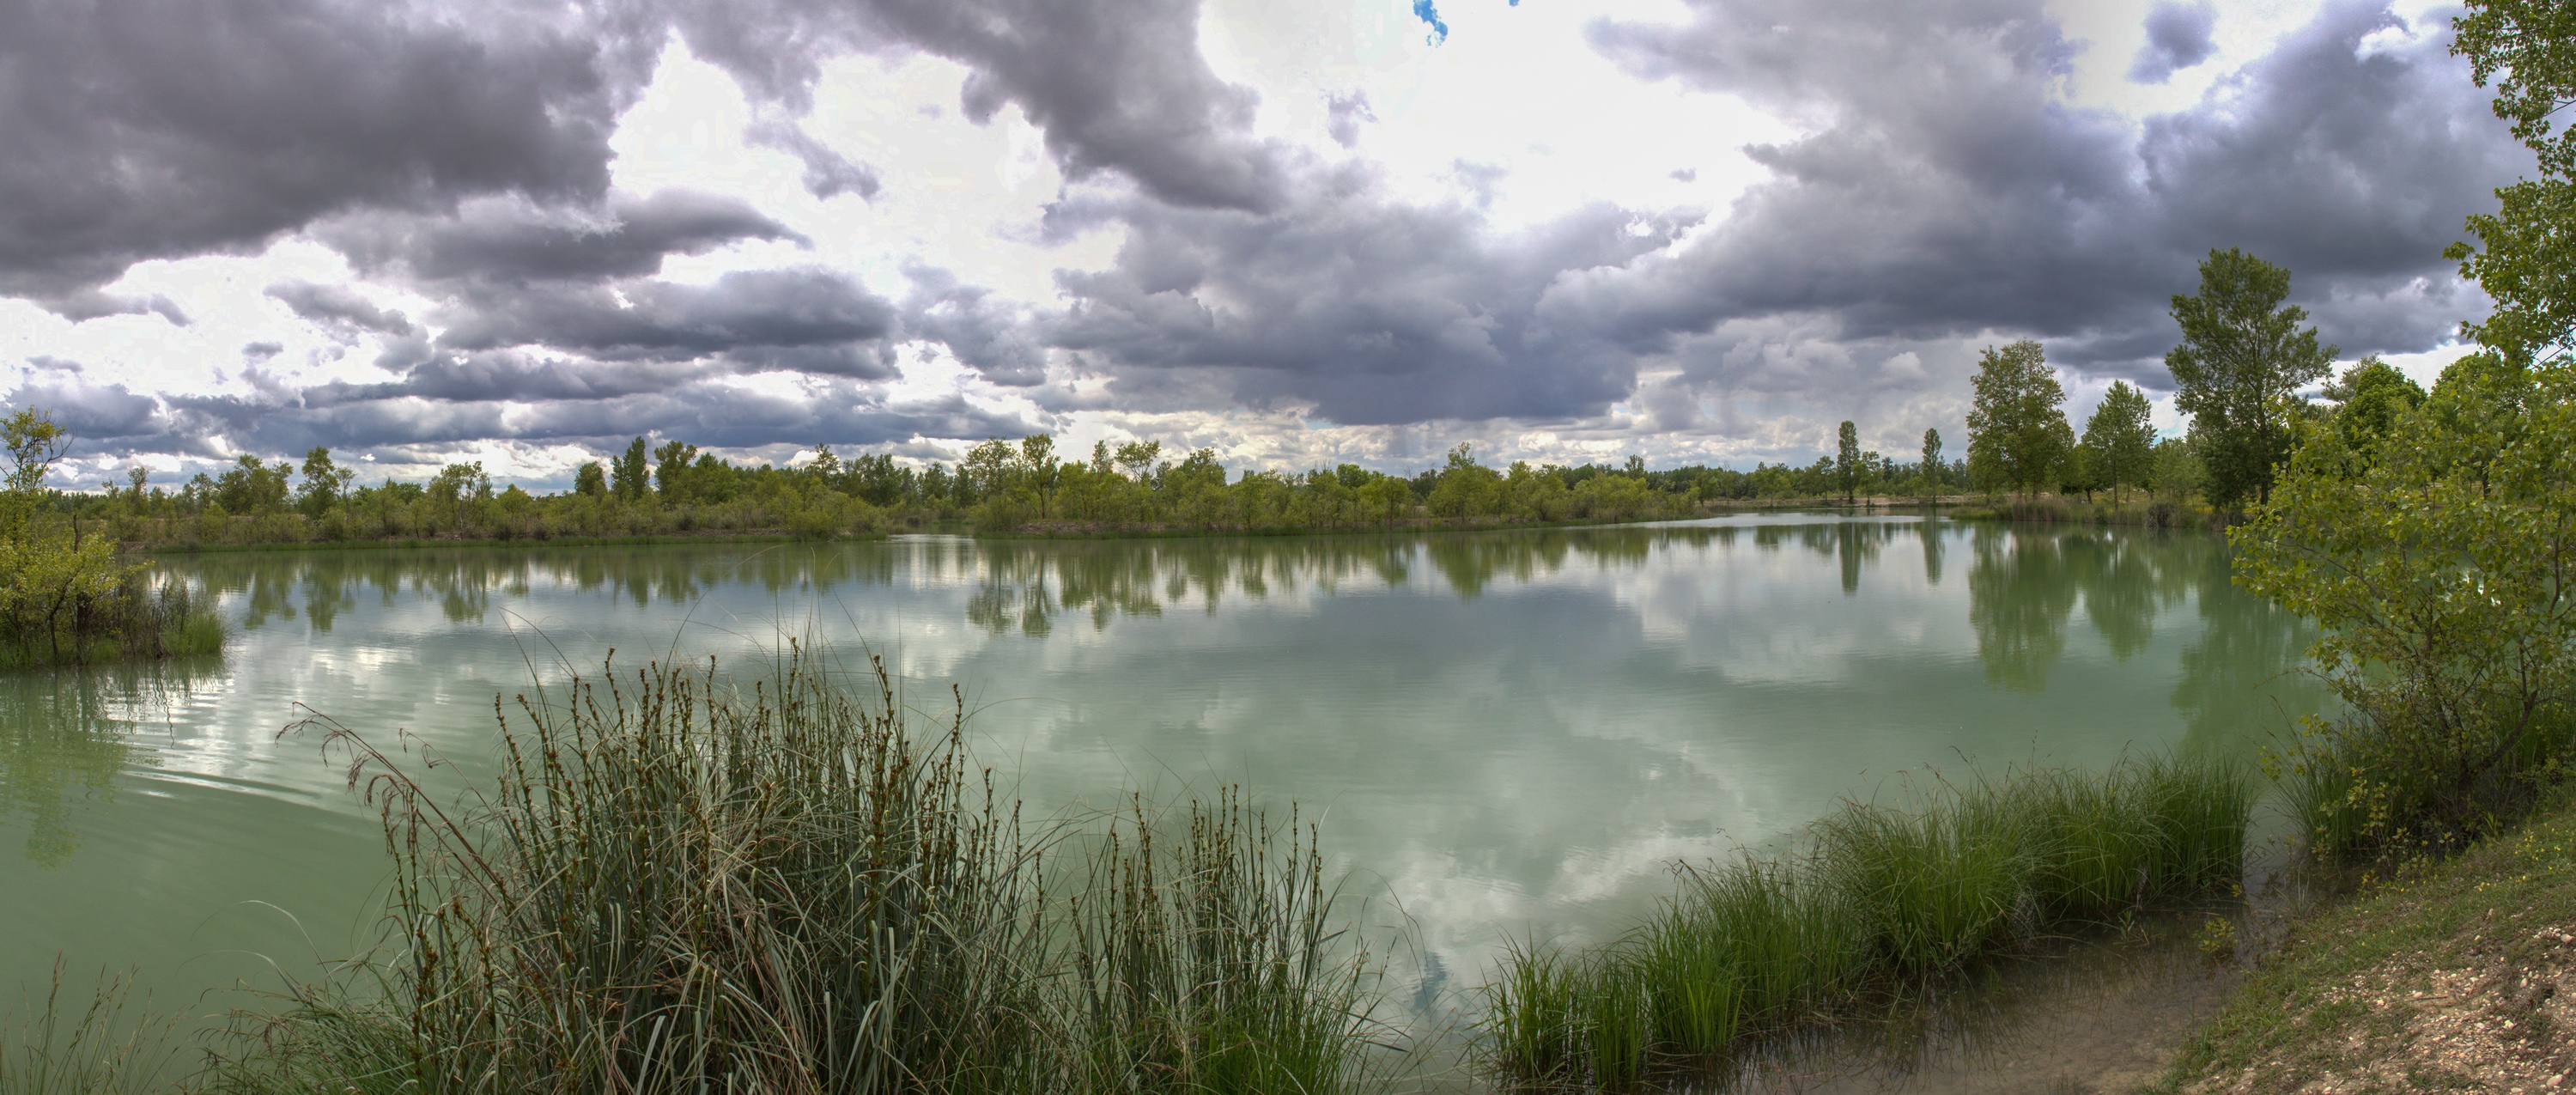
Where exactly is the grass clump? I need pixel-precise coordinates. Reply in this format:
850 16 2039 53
1482 755 2254 1089
208 648 1388 1095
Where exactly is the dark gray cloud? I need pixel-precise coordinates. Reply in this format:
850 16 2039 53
266 281 416 337
303 354 709 407
432 268 899 369
1045 172 1692 423
2130 3 2218 83
4 368 165 442
323 189 805 283
744 119 883 200
2 0 2534 472
0 0 648 301
1562 0 2519 390
905 265 1048 386
44 289 191 326
670 0 1285 211
173 379 1040 459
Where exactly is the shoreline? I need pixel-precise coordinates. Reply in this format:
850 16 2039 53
2154 794 2576 1092
112 499 2239 557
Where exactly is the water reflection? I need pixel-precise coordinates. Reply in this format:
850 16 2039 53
6 518 2323 1043
0 663 213 864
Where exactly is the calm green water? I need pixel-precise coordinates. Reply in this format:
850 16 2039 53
2 516 2318 1023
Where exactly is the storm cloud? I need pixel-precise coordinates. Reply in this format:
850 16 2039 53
2131 3 2219 83
1565 0 2518 389
0 0 2536 480
0 0 647 302
667 0 1286 211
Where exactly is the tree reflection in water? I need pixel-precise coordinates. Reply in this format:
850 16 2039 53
1 662 215 865
1964 524 2317 754
167 526 2316 764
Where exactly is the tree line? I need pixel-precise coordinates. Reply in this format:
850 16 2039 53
65 433 1982 549
1950 246 2426 519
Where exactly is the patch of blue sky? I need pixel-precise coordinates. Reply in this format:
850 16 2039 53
1412 0 1523 47
1413 0 1449 45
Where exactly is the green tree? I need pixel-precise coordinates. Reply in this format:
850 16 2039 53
296 447 355 517
574 461 608 497
1834 421 1861 503
959 440 1018 505
1113 441 1162 483
428 462 491 535
2320 356 2428 453
2235 360 2576 855
1965 339 2074 498
2150 436 2201 503
1920 428 1942 498
1017 435 1058 518
611 437 651 502
2165 248 2336 510
2449 1 2576 362
213 454 293 514
2 409 65 497
0 408 142 662
1428 442 1500 520
2079 381 2158 502
652 440 699 502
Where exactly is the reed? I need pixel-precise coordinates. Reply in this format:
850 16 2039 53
209 648 1388 1095
1482 754 2254 1089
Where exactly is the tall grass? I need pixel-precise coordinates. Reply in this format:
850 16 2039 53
0 964 183 1095
209 648 1388 1095
1483 755 2253 1088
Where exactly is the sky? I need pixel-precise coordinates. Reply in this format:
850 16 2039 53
0 0 2530 489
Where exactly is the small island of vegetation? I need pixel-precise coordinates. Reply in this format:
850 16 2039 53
0 409 221 668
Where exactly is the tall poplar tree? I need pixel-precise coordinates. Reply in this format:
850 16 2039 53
1965 339 2074 498
2079 381 2158 502
611 436 652 502
2164 248 2336 510
1834 421 1861 503
1920 428 1942 498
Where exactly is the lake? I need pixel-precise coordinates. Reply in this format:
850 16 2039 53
1 514 2319 1031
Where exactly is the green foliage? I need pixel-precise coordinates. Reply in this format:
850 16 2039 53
1920 428 1943 496
2150 436 2202 504
1482 756 2254 1088
1834 421 1861 502
1965 339 2074 498
92 426 1996 551
610 436 651 502
2165 248 2336 510
0 411 65 502
2234 359 2576 861
2318 356 2427 454
2449 0 2576 362
292 448 353 518
2080 380 2158 502
0 407 223 666
210 455 291 515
